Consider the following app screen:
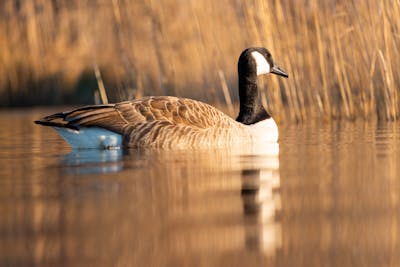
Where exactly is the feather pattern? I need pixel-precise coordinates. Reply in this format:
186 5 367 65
36 96 268 148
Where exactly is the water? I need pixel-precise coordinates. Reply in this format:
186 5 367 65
1 109 400 267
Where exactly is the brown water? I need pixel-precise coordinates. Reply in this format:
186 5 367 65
1 109 400 267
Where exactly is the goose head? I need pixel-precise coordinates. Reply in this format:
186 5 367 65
238 47 288 78
236 47 288 125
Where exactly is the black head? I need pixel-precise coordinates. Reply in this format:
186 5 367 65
236 47 288 125
238 47 288 78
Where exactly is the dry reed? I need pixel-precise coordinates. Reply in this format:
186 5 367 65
0 0 399 121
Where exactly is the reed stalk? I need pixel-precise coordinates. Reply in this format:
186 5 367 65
93 62 108 104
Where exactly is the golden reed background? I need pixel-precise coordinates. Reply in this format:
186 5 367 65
0 0 399 121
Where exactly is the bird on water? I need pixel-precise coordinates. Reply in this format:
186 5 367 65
35 47 288 149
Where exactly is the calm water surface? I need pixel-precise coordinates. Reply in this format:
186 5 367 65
1 109 400 267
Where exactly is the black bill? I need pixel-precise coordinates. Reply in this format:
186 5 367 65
271 63 288 78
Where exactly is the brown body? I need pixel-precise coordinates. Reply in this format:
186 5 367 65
36 96 253 148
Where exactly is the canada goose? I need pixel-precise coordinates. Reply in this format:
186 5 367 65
35 47 288 149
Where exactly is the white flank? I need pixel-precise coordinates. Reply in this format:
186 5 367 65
251 51 270 75
54 127 122 149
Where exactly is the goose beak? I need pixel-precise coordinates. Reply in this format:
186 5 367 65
271 63 288 78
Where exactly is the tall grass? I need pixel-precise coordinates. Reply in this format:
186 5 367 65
0 0 399 121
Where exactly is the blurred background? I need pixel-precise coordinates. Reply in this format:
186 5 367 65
2 2 400 266
1 0 399 121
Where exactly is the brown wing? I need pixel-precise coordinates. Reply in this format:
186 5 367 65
122 96 233 128
34 104 128 133
35 96 235 134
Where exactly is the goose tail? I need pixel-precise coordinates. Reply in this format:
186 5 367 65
35 105 123 149
34 112 79 130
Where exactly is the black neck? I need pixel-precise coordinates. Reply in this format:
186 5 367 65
236 73 271 125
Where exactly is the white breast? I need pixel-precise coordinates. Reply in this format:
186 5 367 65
248 118 279 142
238 118 279 156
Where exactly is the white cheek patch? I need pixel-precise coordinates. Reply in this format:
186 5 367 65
251 51 270 75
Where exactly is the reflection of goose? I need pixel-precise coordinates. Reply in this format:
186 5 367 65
61 149 124 174
35 48 288 149
241 168 281 255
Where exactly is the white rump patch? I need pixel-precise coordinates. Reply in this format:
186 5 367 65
54 127 122 149
251 51 271 75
